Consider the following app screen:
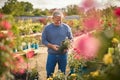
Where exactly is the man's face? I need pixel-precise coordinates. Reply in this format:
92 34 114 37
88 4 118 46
52 16 62 26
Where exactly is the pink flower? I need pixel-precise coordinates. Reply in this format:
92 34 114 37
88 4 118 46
74 54 81 60
73 34 100 60
1 20 11 30
19 69 26 74
12 55 27 74
12 68 26 75
18 69 26 74
15 55 25 63
83 17 101 31
26 50 34 58
114 7 120 17
7 31 14 39
81 0 95 10
74 48 80 54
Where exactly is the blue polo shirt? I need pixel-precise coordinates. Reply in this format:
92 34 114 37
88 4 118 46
42 23 73 54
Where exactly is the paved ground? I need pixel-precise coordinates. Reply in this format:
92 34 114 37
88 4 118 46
28 46 47 80
29 46 70 80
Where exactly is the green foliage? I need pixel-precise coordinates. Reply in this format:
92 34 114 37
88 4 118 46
96 31 112 60
28 68 39 80
58 38 71 53
67 73 83 80
49 70 65 80
68 53 82 69
32 24 43 33
33 9 42 16
2 0 33 16
67 5 79 15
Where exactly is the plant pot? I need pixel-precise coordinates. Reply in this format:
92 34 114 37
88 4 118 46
13 48 17 53
30 43 35 49
69 67 75 75
23 45 29 50
34 43 39 49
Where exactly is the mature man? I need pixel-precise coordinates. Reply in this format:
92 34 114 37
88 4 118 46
42 10 73 78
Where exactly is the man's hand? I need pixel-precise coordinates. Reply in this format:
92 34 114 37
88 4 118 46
63 49 68 53
51 44 59 51
47 43 59 51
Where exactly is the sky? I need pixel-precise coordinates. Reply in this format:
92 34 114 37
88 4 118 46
0 0 81 9
18 0 82 9
0 0 120 10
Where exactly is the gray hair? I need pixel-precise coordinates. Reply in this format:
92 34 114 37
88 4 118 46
52 10 64 17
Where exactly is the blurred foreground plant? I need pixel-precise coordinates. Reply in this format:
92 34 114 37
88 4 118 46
0 13 15 79
47 70 65 80
76 38 120 80
0 13 23 79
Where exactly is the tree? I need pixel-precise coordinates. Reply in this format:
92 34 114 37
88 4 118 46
66 5 79 15
40 9 50 16
2 0 18 15
20 1 33 16
2 0 33 16
33 9 42 16
0 8 2 13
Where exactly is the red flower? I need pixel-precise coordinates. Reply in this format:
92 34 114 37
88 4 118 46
1 20 11 30
114 7 120 17
26 50 34 58
74 54 81 60
74 48 80 54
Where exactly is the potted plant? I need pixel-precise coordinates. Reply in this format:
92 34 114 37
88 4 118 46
28 68 39 80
